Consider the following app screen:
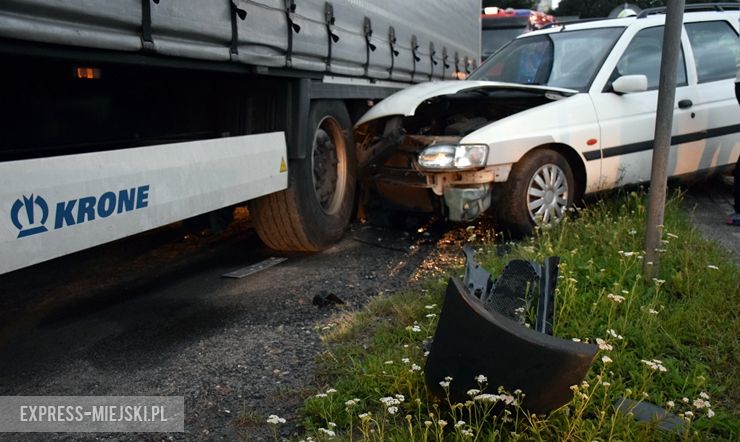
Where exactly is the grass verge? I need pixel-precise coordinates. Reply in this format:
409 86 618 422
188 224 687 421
288 190 739 441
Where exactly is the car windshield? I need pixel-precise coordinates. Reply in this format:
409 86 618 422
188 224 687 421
469 27 624 92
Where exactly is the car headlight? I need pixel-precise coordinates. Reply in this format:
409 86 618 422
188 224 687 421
418 144 489 170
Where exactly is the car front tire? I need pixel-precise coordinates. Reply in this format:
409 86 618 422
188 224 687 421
500 149 575 236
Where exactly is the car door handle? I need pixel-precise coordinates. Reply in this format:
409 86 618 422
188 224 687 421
678 99 693 109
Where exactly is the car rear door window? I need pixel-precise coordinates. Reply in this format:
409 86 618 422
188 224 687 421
685 21 739 83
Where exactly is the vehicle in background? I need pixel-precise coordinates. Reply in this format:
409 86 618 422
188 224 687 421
0 0 481 275
355 4 740 235
481 7 556 60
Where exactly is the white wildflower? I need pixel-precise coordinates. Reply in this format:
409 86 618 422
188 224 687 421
384 360 394 365
410 363 421 372
401 358 410 364
407 325 422 333
266 415 286 424
395 394 405 402
666 400 675 408
641 359 667 372
387 406 398 415
326 388 337 394
607 293 626 303
425 304 437 309
601 355 613 364
439 380 450 388
707 408 715 418
424 420 433 427
315 393 328 398
648 308 659 315
328 422 337 428
455 420 466 428
462 429 474 437
475 374 488 383
707 264 719 270
425 313 437 319
466 389 480 397
438 419 448 428
607 329 624 340
379 397 400 407
700 391 710 399
318 428 336 437
345 398 360 408
473 394 499 403
693 398 710 409
596 338 613 351
682 397 690 403
359 413 371 420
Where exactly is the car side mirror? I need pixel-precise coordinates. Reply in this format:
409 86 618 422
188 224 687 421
612 75 648 94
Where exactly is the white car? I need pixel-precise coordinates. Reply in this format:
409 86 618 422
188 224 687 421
355 6 740 234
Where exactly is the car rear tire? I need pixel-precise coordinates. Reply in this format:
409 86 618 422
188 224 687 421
500 149 574 236
251 100 356 251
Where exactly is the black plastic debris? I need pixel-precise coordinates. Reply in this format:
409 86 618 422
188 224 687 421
425 246 597 414
312 291 345 308
615 398 686 433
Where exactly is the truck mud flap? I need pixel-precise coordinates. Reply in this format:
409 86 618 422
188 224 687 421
425 248 597 414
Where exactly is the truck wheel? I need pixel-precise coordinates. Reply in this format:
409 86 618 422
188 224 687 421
251 100 356 251
500 149 574 236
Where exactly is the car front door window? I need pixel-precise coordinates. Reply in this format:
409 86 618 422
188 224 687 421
610 26 687 90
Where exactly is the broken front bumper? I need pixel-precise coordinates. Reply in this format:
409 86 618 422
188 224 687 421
424 247 597 414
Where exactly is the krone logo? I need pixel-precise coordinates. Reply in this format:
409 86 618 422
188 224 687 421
10 194 49 238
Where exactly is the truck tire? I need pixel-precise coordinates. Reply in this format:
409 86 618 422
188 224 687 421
251 100 356 251
500 149 574 236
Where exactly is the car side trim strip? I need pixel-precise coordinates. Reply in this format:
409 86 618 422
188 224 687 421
582 123 740 161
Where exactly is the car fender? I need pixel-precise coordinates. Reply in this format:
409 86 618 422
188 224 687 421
461 94 599 169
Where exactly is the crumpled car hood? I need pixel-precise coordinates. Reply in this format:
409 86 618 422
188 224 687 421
356 80 578 126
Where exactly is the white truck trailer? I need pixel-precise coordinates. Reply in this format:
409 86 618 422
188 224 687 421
0 0 480 274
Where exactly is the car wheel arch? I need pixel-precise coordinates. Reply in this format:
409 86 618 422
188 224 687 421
521 143 586 204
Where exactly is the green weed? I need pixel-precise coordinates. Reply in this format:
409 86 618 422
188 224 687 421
274 190 740 441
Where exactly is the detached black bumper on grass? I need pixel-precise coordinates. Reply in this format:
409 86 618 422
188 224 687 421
425 247 597 414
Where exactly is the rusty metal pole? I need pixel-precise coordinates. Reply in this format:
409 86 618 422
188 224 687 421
644 1 685 279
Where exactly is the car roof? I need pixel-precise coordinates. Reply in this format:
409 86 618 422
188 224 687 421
523 9 738 37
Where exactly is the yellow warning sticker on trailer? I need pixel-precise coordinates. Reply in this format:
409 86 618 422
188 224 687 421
280 157 287 173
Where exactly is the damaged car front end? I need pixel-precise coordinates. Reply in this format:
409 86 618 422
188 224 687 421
354 81 579 224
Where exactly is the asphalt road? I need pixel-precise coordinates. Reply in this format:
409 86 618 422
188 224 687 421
0 179 736 441
0 210 469 441
682 174 739 261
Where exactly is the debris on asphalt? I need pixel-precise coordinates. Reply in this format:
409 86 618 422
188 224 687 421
221 257 287 279
312 291 346 308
